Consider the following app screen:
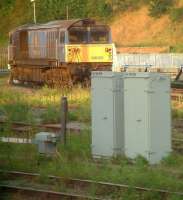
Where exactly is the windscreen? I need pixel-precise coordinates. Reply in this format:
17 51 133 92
68 26 110 44
90 27 109 43
68 27 88 44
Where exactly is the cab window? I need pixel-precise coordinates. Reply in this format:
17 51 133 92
90 27 109 44
68 27 87 44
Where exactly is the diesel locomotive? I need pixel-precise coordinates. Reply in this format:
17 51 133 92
8 19 113 86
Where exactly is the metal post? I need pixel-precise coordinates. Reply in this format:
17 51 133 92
33 1 36 24
31 0 36 24
66 6 69 20
60 97 68 145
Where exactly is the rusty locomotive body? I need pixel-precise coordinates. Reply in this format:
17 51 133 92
8 19 113 86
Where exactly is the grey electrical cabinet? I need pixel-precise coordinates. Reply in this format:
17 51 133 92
91 71 171 164
91 71 124 157
123 73 171 164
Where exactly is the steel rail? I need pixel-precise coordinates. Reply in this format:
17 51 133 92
0 120 83 133
1 170 183 198
0 184 102 200
0 119 182 134
1 119 183 153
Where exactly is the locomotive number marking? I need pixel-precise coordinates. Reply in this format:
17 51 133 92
91 56 103 60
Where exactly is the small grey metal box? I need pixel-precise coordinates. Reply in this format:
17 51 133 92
35 132 57 155
91 71 124 157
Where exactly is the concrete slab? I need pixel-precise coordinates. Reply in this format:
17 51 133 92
0 137 32 144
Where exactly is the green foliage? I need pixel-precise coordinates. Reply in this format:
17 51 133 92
161 153 183 166
0 0 150 44
40 105 60 123
172 108 183 119
87 0 112 19
0 90 34 123
149 0 174 18
170 44 183 53
2 133 183 194
0 0 182 49
134 155 149 166
1 75 183 196
68 102 91 123
170 7 183 22
2 82 183 197
105 0 149 14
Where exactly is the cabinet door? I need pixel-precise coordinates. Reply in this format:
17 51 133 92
124 78 149 159
91 77 115 157
148 76 171 164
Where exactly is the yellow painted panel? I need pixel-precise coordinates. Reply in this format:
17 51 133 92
65 44 113 63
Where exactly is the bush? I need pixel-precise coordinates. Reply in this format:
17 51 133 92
41 105 60 123
170 7 183 22
149 0 174 18
106 0 148 13
172 108 183 119
170 44 183 53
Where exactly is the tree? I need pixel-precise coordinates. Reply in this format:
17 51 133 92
149 0 174 18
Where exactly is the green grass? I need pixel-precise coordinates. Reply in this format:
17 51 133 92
170 43 183 53
40 104 61 124
172 107 183 119
1 76 183 199
0 78 90 124
1 131 183 199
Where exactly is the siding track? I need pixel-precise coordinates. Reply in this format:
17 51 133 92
1 170 183 199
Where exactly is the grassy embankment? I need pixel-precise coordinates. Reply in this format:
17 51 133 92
0 76 183 199
111 6 183 52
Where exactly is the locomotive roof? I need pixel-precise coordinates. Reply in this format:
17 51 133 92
10 19 107 33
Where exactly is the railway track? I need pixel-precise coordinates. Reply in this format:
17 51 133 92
0 184 102 200
1 170 183 199
0 119 182 133
1 120 183 152
0 120 84 134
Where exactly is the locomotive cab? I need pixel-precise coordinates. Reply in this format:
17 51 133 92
65 22 113 63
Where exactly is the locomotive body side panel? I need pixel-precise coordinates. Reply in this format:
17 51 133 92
28 29 59 60
28 30 47 59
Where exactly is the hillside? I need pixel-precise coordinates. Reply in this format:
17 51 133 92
111 7 183 52
1 1 183 52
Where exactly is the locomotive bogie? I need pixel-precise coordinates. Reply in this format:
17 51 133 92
10 63 111 87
